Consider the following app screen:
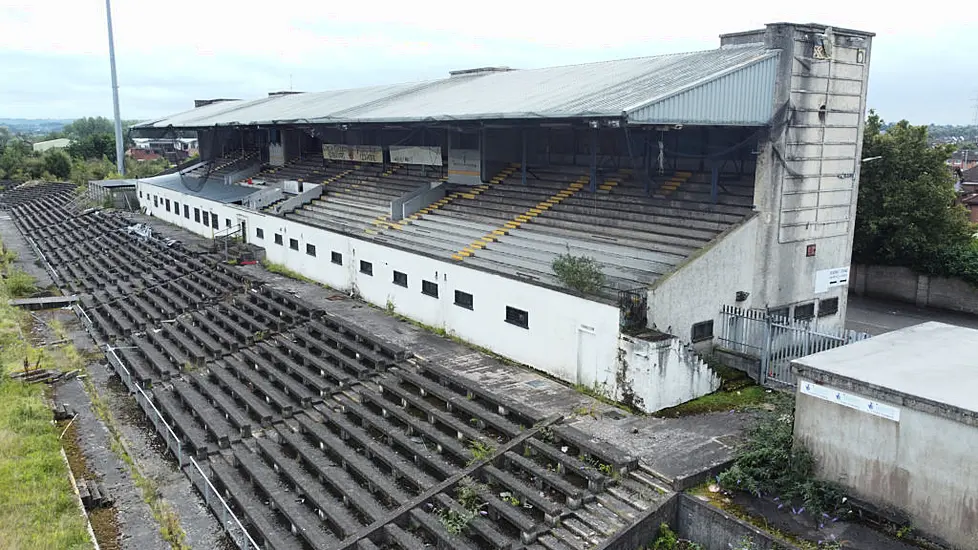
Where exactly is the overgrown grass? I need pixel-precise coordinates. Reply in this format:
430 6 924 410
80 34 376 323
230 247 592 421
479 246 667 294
716 393 850 520
6 267 36 297
260 259 317 284
656 385 773 417
0 375 91 549
82 376 191 549
0 239 94 548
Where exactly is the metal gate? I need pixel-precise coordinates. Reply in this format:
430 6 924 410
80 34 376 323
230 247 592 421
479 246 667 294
717 305 871 386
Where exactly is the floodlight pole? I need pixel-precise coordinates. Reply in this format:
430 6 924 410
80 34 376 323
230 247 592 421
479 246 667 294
105 0 125 176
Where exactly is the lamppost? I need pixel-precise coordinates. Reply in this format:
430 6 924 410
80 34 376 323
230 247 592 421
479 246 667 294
105 0 125 176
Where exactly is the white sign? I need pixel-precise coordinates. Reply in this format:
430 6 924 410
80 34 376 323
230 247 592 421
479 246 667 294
268 143 285 166
282 180 301 194
800 380 900 422
322 144 384 164
448 148 481 185
814 266 850 294
390 145 442 166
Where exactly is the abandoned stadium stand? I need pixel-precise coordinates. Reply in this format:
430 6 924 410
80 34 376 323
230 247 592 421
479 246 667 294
5 181 682 550
133 22 873 422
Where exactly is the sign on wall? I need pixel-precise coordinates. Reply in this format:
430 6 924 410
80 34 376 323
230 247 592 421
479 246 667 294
389 145 442 166
800 380 901 422
448 148 481 185
814 266 850 294
322 144 384 164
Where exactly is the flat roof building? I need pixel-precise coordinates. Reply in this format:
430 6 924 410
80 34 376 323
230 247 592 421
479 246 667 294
792 322 978 549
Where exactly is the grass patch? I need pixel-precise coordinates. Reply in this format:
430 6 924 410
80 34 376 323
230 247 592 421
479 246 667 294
656 385 773 417
0 376 91 549
6 267 37 297
260 259 317 285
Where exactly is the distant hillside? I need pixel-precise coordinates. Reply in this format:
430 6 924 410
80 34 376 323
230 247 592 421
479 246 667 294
0 118 74 134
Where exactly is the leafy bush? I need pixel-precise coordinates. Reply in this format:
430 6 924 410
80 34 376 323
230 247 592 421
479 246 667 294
717 394 848 518
5 268 36 297
916 241 978 287
552 253 605 294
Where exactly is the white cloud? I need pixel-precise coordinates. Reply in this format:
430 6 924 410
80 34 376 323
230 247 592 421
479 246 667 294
0 0 976 122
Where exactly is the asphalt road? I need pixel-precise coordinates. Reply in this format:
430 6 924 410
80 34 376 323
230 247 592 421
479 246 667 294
846 294 978 335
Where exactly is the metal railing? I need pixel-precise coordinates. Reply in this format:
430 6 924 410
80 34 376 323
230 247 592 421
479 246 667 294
188 458 262 549
718 305 871 386
104 346 183 467
92 320 259 549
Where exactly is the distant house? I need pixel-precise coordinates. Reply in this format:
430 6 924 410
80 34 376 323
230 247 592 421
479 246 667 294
949 149 978 171
32 138 71 153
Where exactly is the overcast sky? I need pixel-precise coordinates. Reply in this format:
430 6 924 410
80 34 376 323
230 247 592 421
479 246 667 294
1 0 975 125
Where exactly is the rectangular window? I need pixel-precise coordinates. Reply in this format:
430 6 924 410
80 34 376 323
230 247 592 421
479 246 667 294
256 228 264 240
165 198 171 211
183 204 189 218
225 218 231 228
194 208 200 222
691 320 714 342
421 280 438 298
793 302 815 320
331 251 342 265
274 233 283 245
505 306 529 329
139 190 143 199
174 202 179 215
360 260 373 276
768 307 789 320
454 290 473 310
306 243 316 257
212 215 219 229
818 297 839 317
202 211 210 226
289 238 299 250
393 270 407 287
153 196 158 207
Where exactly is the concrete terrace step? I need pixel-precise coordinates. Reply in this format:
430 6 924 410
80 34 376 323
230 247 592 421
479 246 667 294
531 216 709 250
476 243 660 286
494 233 679 274
287 211 362 233
300 205 380 227
556 196 745 226
512 222 699 257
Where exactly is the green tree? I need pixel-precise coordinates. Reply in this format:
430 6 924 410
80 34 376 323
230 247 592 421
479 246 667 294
853 111 974 268
62 117 114 139
42 150 72 180
67 133 116 163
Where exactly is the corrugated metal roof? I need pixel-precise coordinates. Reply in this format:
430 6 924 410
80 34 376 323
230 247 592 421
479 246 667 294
135 43 778 129
627 54 779 125
141 173 260 203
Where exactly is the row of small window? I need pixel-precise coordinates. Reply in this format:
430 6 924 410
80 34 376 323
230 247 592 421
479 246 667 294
146 192 232 230
689 298 841 343
770 297 839 321
255 226 529 329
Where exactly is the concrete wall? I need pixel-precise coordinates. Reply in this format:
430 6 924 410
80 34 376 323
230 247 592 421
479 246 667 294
851 263 978 315
618 335 721 413
137 179 727 411
748 23 873 331
648 216 759 342
794 376 978 549
676 495 801 550
137 180 622 389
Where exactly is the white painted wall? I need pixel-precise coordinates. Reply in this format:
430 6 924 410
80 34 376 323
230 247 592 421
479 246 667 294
647 216 759 343
618 335 721 413
137 180 621 388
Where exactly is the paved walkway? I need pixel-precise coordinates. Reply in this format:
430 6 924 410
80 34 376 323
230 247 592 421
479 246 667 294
846 294 978 335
